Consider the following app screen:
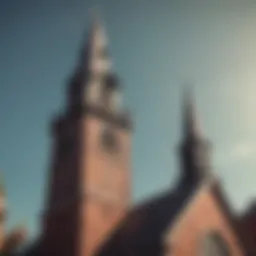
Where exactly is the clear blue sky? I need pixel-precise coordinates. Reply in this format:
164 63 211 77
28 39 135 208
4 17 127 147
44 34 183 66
1 0 256 241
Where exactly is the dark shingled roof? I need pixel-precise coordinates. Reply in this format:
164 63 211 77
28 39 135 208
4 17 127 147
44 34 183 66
96 182 198 256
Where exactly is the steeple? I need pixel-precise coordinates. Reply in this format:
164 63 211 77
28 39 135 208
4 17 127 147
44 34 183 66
83 10 112 75
183 87 204 140
179 86 211 185
67 11 122 115
42 11 132 256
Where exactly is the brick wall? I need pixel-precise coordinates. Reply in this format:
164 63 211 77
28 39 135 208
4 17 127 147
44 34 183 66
164 182 244 256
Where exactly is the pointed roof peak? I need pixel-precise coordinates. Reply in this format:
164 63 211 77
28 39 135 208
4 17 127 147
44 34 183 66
88 6 106 42
182 84 204 139
89 7 103 32
77 8 111 75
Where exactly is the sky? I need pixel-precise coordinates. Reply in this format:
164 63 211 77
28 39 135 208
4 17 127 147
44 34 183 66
1 0 256 241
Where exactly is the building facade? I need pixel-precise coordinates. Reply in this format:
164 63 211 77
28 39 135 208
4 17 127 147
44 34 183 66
38 17 249 256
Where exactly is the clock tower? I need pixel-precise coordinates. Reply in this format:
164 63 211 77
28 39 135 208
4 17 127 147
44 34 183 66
41 15 132 256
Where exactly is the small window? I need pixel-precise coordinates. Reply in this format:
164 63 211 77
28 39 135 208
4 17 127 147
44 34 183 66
200 232 230 256
102 75 121 112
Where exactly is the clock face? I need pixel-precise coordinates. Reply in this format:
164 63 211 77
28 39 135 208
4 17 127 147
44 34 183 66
101 126 119 154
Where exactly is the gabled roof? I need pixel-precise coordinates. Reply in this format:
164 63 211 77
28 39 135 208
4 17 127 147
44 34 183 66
96 182 199 256
211 181 250 256
96 176 248 256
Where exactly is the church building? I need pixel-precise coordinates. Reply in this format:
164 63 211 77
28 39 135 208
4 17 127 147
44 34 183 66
34 16 250 256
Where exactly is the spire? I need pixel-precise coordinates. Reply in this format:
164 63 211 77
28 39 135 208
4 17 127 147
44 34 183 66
81 8 112 75
67 9 114 109
183 86 204 139
89 8 107 45
179 85 211 185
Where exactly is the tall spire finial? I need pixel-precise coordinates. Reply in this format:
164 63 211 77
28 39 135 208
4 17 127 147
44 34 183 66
89 6 104 39
67 9 117 109
179 84 211 185
76 7 110 73
86 7 111 75
183 84 204 139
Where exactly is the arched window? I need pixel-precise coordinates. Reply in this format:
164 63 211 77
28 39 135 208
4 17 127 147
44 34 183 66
200 232 230 256
86 77 102 104
102 74 121 112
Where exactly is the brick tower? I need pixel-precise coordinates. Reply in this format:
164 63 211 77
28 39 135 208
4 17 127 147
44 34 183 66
41 15 132 256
